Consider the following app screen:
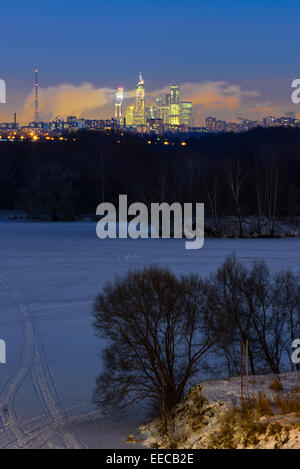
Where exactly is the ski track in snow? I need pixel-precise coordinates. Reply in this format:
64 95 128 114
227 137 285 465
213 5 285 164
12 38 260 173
0 273 84 449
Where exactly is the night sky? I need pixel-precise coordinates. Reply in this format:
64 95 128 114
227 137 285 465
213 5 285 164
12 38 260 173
1 0 299 123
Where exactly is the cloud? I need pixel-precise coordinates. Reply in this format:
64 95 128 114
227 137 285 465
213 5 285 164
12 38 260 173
19 83 115 123
150 81 259 111
247 102 278 115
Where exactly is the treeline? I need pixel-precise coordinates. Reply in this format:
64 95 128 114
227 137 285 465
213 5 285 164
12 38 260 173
0 127 299 234
93 256 300 413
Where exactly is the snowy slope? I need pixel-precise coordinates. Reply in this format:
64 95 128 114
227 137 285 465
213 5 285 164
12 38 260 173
140 372 300 449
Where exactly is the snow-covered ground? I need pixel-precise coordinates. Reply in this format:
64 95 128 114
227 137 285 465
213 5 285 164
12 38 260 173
0 220 299 448
140 371 300 449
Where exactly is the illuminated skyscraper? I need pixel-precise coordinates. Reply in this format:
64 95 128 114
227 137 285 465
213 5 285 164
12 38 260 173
168 85 180 125
115 87 124 120
125 105 135 126
170 86 179 103
180 101 193 127
149 104 157 119
157 105 169 124
145 106 151 121
150 96 168 124
134 73 145 126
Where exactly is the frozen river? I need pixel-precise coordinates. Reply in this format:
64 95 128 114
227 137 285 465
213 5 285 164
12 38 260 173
0 221 299 448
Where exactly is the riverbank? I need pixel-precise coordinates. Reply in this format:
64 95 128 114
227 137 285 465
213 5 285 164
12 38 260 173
138 372 300 449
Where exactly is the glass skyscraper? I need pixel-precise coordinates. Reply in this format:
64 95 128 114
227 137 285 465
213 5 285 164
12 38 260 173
168 85 180 125
180 101 193 127
134 73 145 126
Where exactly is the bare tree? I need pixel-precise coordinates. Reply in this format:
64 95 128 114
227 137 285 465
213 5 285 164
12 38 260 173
99 151 105 204
272 270 300 370
253 150 267 234
265 152 279 236
208 254 258 375
184 153 199 202
204 172 220 230
244 261 287 374
93 267 223 415
210 256 299 376
225 158 247 237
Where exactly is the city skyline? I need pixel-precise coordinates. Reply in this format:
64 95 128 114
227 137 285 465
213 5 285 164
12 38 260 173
0 69 300 127
1 68 300 138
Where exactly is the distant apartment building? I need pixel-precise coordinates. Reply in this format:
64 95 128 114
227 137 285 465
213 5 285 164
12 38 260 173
49 118 65 131
0 122 19 130
206 117 227 132
263 116 277 128
263 116 299 128
206 116 263 133
225 122 243 133
214 120 226 132
146 118 164 135
206 116 217 131
165 124 186 134
276 116 299 127
62 116 85 132
29 121 49 131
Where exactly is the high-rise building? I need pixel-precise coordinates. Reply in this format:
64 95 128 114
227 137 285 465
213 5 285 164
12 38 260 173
180 101 193 127
145 106 151 121
168 85 180 125
214 120 226 132
115 87 124 120
149 96 168 124
149 105 157 119
134 73 145 126
125 105 135 126
157 105 169 125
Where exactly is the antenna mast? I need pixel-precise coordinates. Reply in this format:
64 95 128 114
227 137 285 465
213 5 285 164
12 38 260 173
34 68 39 123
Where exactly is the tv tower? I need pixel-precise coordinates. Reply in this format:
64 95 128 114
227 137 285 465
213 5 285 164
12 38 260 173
34 68 39 123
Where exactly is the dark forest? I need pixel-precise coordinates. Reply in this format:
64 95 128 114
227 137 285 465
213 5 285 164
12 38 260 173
0 127 299 236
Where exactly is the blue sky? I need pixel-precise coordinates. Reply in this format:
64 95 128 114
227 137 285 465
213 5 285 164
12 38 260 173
1 0 299 123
